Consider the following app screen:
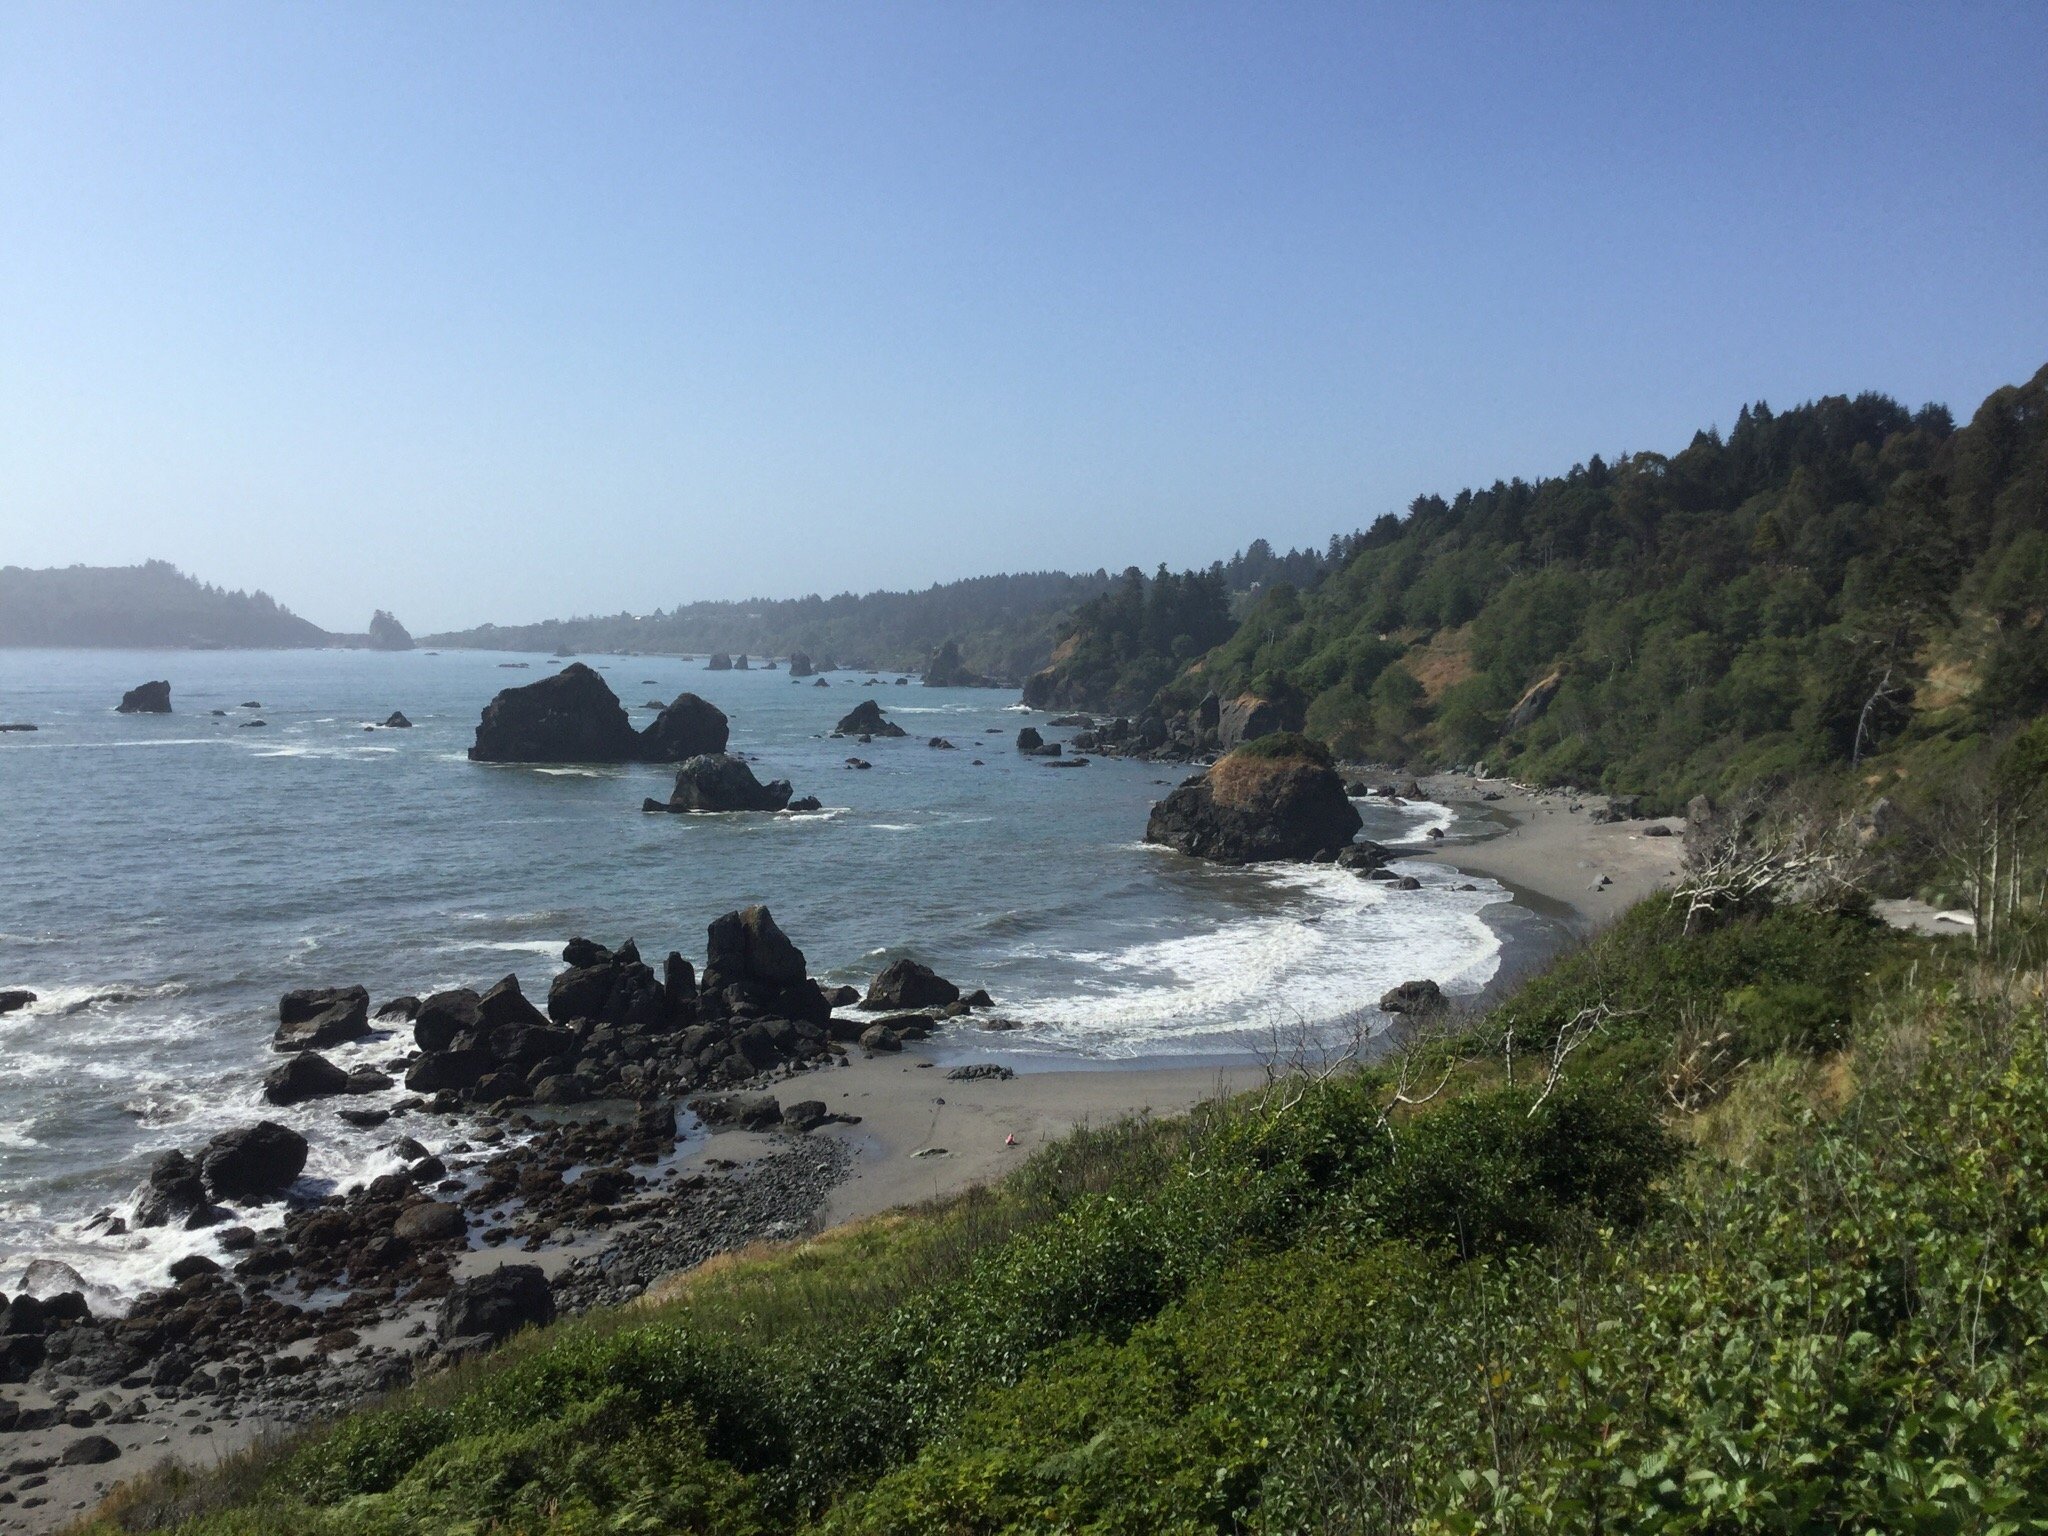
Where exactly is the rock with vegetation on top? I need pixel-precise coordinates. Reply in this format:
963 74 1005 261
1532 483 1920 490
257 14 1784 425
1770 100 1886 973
116 680 172 714
923 639 999 688
1143 735 1363 863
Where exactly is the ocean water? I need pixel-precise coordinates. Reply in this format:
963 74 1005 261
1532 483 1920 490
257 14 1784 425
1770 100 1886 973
0 647 1530 1302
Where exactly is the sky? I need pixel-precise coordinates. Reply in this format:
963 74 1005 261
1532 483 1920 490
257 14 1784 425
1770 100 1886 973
1 4 2044 633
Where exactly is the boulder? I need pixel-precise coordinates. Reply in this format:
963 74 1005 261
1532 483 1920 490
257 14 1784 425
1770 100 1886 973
404 1048 493 1094
0 989 35 1015
1379 979 1446 1014
1016 726 1044 752
639 692 730 761
116 680 172 714
393 1201 467 1243
546 943 666 1030
859 1024 902 1053
835 700 905 738
414 989 482 1052
704 905 807 991
61 1434 121 1466
134 1149 208 1228
375 994 421 1021
863 958 960 1011
0 1334 46 1383
382 711 413 728
467 662 643 763
1143 738 1362 863
198 1122 308 1202
1335 843 1391 872
651 753 794 813
477 974 548 1030
688 1093 783 1131
274 986 370 1051
263 1051 351 1106
1217 693 1301 749
437 1265 554 1343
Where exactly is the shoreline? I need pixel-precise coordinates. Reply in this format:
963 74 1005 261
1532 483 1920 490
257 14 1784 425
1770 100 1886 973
5 781 1672 1535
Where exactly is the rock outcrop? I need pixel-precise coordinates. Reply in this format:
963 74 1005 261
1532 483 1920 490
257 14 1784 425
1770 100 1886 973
382 711 413 728
1217 693 1301 749
1507 672 1564 731
1379 979 1446 1014
645 753 795 813
0 989 35 1016
835 700 906 738
468 664 731 764
116 681 172 714
923 639 999 688
638 692 730 760
1143 736 1363 863
366 610 414 650
706 652 733 671
788 650 815 678
438 1265 554 1343
862 958 960 1011
468 662 643 763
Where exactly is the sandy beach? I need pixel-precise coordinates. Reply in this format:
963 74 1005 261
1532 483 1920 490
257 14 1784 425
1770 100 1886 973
11 777 1670 1535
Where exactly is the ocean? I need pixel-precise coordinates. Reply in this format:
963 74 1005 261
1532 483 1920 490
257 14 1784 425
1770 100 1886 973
0 646 1535 1304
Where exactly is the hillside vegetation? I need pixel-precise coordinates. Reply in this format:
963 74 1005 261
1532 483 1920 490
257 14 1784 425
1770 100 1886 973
0 562 331 649
1036 365 2048 810
91 893 2048 1534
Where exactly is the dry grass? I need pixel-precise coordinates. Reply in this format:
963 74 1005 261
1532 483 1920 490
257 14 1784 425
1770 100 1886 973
1404 625 1475 702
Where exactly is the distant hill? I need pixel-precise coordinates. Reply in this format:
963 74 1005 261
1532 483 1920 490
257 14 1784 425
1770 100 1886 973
0 561 410 651
423 543 1340 680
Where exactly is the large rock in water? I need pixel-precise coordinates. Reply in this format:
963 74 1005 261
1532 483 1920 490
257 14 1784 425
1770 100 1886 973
263 1051 350 1105
639 692 729 760
274 985 370 1051
863 958 960 1010
649 753 794 813
706 652 733 671
1143 736 1363 863
198 1122 307 1202
835 699 906 737
468 662 643 763
923 639 997 688
788 650 816 678
116 680 172 714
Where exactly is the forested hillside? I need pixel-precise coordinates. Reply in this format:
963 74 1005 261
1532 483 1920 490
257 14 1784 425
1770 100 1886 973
1036 366 2048 808
423 538 1337 680
0 561 332 649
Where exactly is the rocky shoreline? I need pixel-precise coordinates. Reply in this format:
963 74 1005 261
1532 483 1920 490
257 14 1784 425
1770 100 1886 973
0 914 990 1533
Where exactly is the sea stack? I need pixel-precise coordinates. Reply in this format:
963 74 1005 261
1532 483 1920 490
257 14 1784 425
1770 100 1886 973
834 699 906 738
1143 734 1362 863
468 665 730 764
116 680 172 714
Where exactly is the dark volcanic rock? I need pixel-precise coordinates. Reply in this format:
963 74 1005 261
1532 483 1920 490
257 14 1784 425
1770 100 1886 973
405 1048 492 1094
135 1150 208 1228
60 1434 120 1466
651 753 794 813
1216 693 1301 749
834 699 906 738
116 680 172 714
198 1122 308 1202
688 1093 782 1131
414 989 483 1052
274 986 371 1051
478 974 548 1030
1380 979 1446 1014
468 662 643 764
438 1264 555 1343
1016 726 1043 752
393 1201 467 1243
0 989 35 1015
263 1051 351 1105
382 711 413 728
639 692 729 761
1143 740 1362 863
863 958 960 1011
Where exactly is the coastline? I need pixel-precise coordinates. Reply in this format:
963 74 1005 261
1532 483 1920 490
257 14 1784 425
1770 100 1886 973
11 779 1674 1535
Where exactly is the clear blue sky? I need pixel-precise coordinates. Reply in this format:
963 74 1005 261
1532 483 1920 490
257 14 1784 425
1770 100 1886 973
3 3 2043 632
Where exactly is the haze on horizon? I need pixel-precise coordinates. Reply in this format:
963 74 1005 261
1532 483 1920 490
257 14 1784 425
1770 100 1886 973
2 2 2043 634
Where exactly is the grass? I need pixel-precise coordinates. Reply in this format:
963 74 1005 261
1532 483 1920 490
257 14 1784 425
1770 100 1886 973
81 895 2048 1535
